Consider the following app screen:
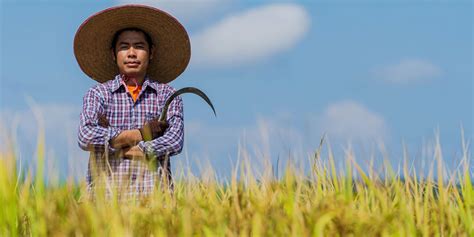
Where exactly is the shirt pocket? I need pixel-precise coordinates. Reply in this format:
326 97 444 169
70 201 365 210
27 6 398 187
142 95 163 123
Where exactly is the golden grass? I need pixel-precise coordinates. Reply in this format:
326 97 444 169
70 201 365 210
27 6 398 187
0 127 472 236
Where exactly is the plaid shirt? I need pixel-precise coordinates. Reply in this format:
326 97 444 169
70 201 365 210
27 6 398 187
78 74 184 198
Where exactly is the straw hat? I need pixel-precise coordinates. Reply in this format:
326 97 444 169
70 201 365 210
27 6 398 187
74 4 191 83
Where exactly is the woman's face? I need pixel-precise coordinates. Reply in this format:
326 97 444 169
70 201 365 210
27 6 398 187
113 30 153 79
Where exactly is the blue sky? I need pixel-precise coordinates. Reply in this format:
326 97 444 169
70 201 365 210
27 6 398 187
1 0 472 180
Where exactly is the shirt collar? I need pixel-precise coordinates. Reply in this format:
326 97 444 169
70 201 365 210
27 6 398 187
110 75 122 93
110 74 159 93
141 76 159 92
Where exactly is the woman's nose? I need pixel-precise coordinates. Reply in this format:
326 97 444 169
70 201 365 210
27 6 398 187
127 47 137 57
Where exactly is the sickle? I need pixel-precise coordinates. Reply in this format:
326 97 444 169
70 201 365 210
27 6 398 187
159 87 216 122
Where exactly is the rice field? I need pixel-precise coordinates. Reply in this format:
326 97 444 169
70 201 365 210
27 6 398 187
0 131 472 236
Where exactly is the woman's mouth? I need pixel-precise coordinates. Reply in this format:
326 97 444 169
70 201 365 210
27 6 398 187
125 61 140 67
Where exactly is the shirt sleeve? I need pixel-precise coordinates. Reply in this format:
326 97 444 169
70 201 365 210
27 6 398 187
77 87 121 152
138 94 184 159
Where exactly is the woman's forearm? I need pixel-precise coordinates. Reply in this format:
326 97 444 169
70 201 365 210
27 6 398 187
110 129 143 149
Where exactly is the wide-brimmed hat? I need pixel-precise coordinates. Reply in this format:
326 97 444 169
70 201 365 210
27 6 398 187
74 4 191 83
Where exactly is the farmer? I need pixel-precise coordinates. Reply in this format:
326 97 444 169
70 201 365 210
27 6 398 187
74 5 190 199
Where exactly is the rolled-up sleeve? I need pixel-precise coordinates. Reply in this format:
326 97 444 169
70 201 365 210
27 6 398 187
78 87 121 152
138 93 184 158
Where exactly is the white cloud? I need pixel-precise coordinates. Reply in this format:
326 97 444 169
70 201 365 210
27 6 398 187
183 119 241 155
372 59 441 84
179 103 390 179
179 114 309 178
318 100 389 143
0 102 86 180
115 0 229 20
183 113 306 157
191 3 310 66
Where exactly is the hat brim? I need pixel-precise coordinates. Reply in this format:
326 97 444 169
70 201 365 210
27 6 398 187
74 4 191 83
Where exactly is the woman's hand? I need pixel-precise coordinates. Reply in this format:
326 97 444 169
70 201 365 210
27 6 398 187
98 113 110 127
119 145 146 160
139 118 169 141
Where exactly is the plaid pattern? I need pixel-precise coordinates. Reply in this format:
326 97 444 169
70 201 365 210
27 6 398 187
78 74 184 199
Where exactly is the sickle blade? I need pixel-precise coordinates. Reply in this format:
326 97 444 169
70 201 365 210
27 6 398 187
159 87 216 122
177 87 216 116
